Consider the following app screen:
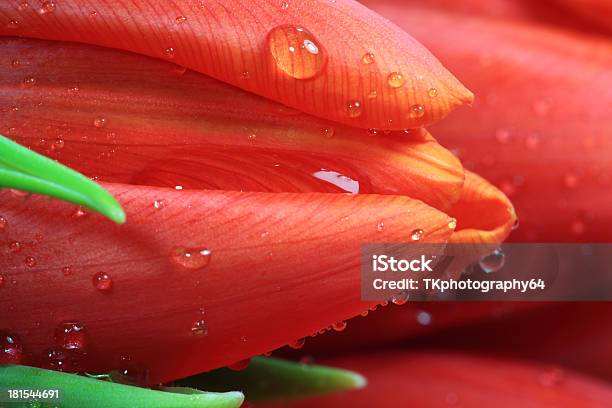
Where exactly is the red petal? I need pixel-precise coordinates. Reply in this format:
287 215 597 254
363 2 612 242
0 184 454 383
1 38 464 212
261 351 612 407
0 0 472 129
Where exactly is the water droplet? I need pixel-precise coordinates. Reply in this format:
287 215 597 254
92 272 113 292
241 70 250 80
416 310 432 326
40 1 56 14
267 25 327 79
52 137 65 151
0 216 7 231
11 59 21 68
191 320 208 336
288 338 305 349
8 241 21 253
175 15 187 24
44 347 68 370
479 248 505 273
332 321 347 332
24 256 36 268
367 128 378 136
408 104 425 119
280 1 289 10
346 100 362 118
0 331 23 364
171 247 212 271
17 2 29 11
376 221 385 232
228 359 251 371
153 199 166 210
428 88 438 97
7 19 20 29
93 117 107 128
22 77 36 87
0 274 4 287
391 291 409 305
512 218 520 230
72 207 89 218
361 52 375 65
164 47 176 59
368 90 377 99
62 266 72 276
447 218 457 229
321 127 334 139
387 72 405 88
55 322 87 350
410 229 424 241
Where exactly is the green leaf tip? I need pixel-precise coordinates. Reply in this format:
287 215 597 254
0 135 126 224
176 356 367 403
0 365 244 408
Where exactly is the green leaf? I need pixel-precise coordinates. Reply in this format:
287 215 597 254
175 357 367 402
0 365 244 408
0 135 125 224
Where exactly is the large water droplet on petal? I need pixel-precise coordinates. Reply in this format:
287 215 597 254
0 331 23 364
92 271 113 292
171 247 211 271
479 248 505 273
55 321 87 350
410 229 424 241
267 25 327 79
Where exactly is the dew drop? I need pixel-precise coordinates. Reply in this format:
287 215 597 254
280 1 289 10
175 15 187 24
428 88 438 97
410 229 424 241
367 128 378 136
387 72 405 88
288 338 305 349
416 310 432 326
479 248 505 273
376 221 385 232
447 218 457 229
0 274 4 287
0 331 23 364
22 77 36 87
72 207 89 218
361 52 375 65
332 321 347 332
164 47 176 59
40 1 56 14
228 359 251 371
191 319 208 336
7 19 20 29
153 199 166 210
266 25 327 79
391 291 409 305
44 347 67 370
93 117 107 128
62 266 72 276
171 247 212 271
346 100 362 118
55 321 87 350
11 59 21 68
0 216 7 231
92 271 113 292
52 137 65 151
408 104 425 119
368 90 378 99
8 241 21 253
24 256 36 268
321 127 334 139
